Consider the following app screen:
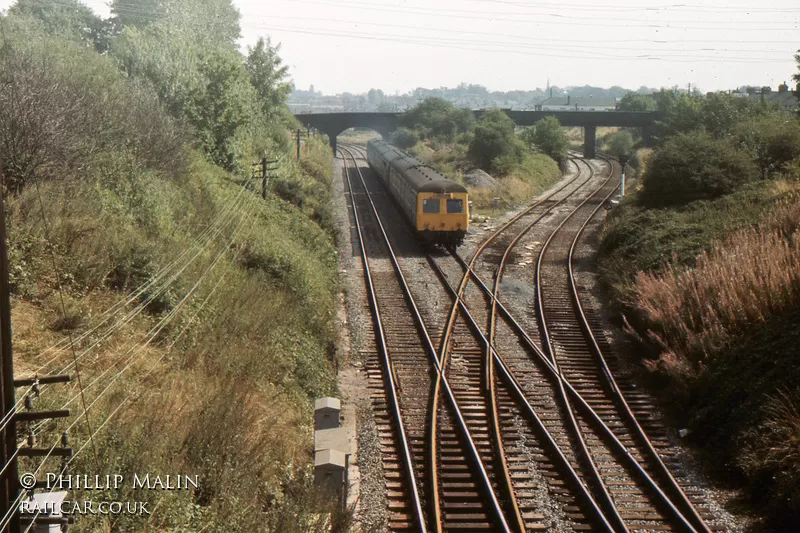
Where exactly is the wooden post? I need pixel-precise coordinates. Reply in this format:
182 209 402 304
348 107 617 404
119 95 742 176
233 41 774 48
296 129 301 160
261 155 267 199
0 165 18 533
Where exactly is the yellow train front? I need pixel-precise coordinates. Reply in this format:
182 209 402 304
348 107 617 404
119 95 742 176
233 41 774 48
366 140 469 246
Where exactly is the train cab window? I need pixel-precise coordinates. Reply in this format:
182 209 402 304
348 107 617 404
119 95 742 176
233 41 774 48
422 199 441 213
447 199 464 213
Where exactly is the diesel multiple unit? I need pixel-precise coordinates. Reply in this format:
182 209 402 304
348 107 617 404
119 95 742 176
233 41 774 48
366 140 469 245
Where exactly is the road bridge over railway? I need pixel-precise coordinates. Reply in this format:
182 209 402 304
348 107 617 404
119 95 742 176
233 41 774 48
294 110 659 158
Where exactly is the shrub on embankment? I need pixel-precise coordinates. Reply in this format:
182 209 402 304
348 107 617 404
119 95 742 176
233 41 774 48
2 5 346 531
599 104 800 528
401 103 563 212
640 131 759 207
9 144 342 532
628 192 800 371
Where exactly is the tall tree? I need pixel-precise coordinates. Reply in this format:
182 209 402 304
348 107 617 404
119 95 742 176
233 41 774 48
10 0 113 51
111 0 254 169
606 130 634 158
794 49 800 84
110 0 168 29
618 92 657 112
402 97 473 141
651 89 704 141
189 48 257 169
523 116 568 162
245 37 292 122
111 0 241 47
468 109 524 173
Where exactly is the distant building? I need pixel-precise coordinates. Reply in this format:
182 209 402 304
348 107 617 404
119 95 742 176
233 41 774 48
535 95 618 111
728 83 799 111
758 83 799 111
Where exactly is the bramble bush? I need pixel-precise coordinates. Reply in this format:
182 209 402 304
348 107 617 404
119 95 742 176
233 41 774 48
640 131 758 206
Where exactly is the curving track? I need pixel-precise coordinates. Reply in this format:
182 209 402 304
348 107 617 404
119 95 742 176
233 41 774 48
340 145 508 532
339 142 721 532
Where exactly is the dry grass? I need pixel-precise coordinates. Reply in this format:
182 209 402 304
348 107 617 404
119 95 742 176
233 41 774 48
745 389 800 474
737 388 800 524
467 152 560 212
9 138 342 531
634 147 653 177
630 194 800 371
338 129 382 143
470 176 537 211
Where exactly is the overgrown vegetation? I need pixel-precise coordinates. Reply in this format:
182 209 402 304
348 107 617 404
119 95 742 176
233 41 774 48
1 2 347 531
468 109 526 173
400 97 474 142
640 131 759 206
397 98 562 212
521 115 569 163
600 54 800 529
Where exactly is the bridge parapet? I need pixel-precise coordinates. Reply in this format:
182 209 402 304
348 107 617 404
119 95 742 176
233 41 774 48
294 110 659 158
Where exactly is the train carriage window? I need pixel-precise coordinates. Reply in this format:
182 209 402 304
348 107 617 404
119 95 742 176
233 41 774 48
447 199 464 213
422 199 440 213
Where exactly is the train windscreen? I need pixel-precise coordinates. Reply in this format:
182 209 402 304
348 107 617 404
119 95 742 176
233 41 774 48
422 199 441 213
446 199 464 213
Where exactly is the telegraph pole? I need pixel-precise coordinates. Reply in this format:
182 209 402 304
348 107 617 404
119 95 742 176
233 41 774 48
260 156 279 199
296 128 302 160
0 167 75 532
0 165 18 533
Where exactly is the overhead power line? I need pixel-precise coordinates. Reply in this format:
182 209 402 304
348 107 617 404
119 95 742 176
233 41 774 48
284 0 800 30
464 0 800 14
254 24 796 63
244 14 797 51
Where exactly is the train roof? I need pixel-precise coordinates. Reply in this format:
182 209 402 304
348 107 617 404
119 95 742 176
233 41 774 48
368 140 468 194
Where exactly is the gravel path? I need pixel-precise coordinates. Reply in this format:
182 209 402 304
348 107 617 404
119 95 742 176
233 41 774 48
331 154 388 533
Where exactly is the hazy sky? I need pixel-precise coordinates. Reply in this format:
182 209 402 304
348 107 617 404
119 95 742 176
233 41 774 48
2 0 798 95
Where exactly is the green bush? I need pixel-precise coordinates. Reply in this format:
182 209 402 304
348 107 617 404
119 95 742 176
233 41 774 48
468 109 524 174
641 131 758 207
492 148 526 175
0 16 187 194
600 180 788 283
606 130 634 158
522 116 568 162
392 127 419 149
734 112 800 179
402 97 474 142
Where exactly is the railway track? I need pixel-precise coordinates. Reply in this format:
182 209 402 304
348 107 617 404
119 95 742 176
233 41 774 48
438 155 719 532
344 144 611 531
340 145 508 532
426 156 614 533
533 157 716 533
339 142 721 532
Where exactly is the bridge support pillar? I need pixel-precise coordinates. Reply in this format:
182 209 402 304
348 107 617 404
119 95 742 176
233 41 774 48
330 136 337 155
584 125 597 159
641 125 656 146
